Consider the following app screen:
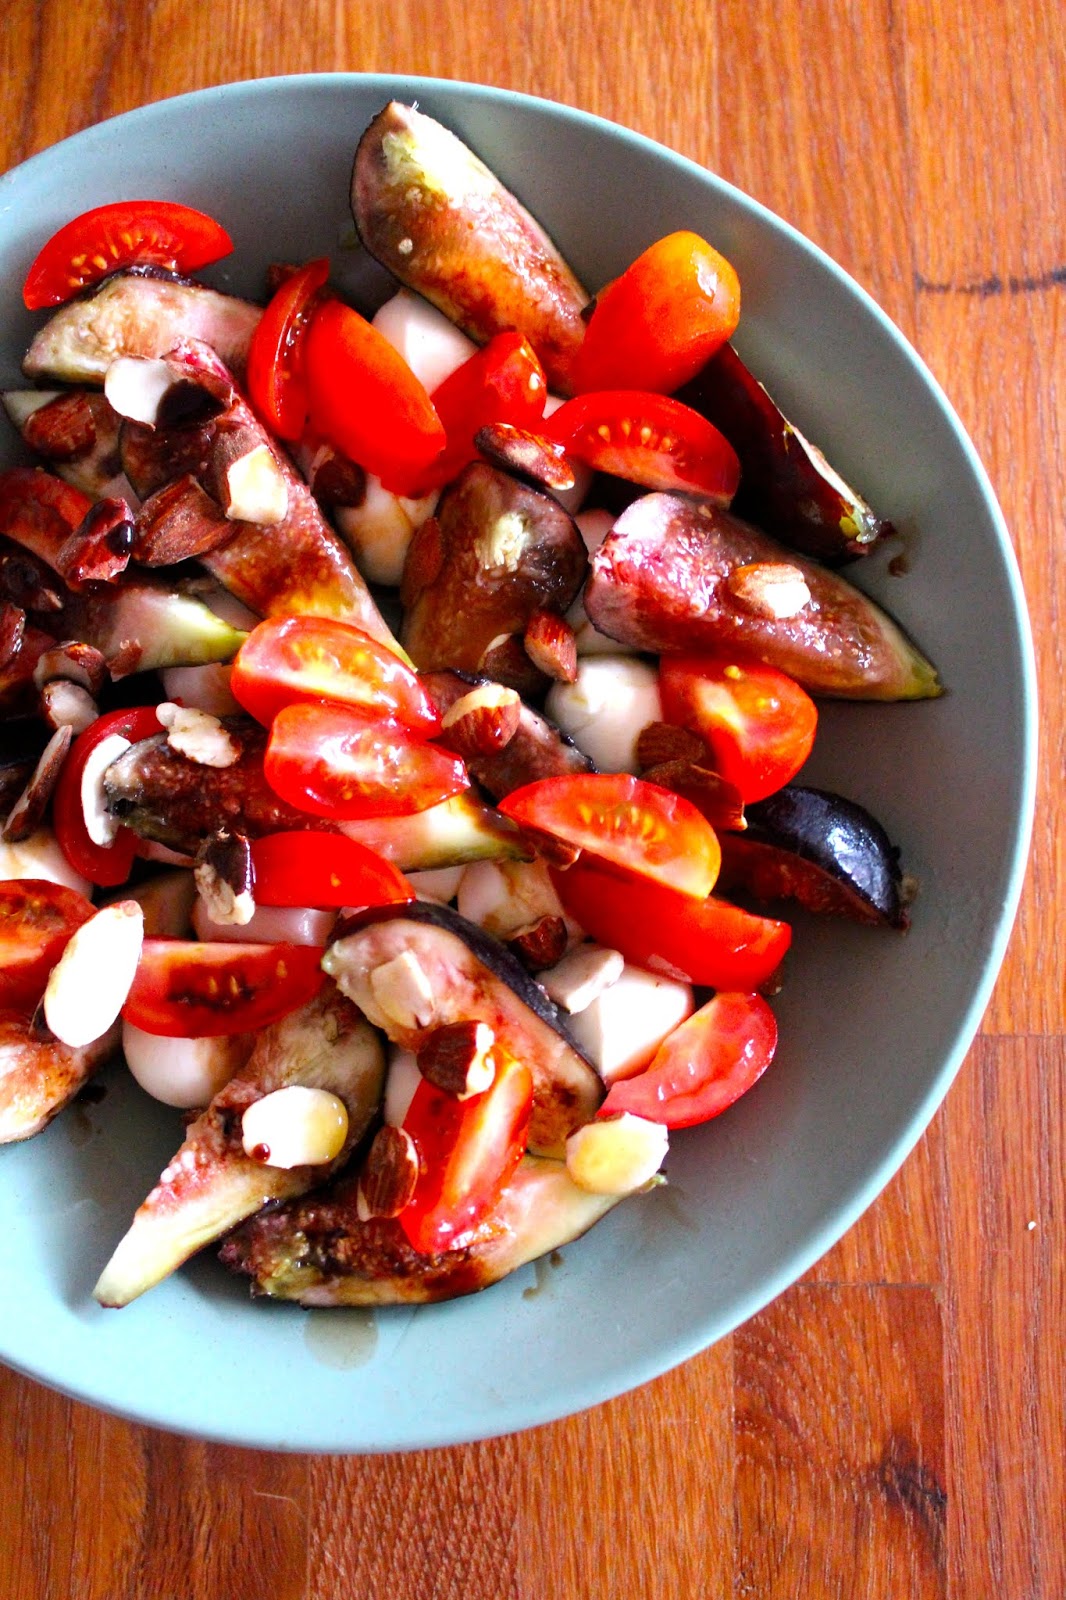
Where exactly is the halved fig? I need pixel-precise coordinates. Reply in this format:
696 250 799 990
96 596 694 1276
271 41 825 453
678 343 892 564
22 271 261 385
93 984 385 1307
36 577 246 677
584 493 940 700
717 784 911 928
423 668 593 799
338 791 529 871
401 462 587 672
352 102 589 394
220 1153 619 1304
0 1013 119 1144
322 901 603 1156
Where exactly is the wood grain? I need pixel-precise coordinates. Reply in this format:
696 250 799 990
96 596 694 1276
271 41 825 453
0 2 1063 1597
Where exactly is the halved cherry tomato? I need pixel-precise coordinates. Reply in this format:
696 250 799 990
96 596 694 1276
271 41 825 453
499 773 721 900
304 299 446 496
250 832 413 908
415 332 548 491
53 706 163 888
23 200 234 311
551 858 791 989
0 468 92 571
600 992 777 1128
122 939 324 1037
573 231 740 395
547 391 739 503
245 257 329 441
264 702 467 821
231 615 440 733
659 653 817 803
399 1047 533 1255
0 879 95 1014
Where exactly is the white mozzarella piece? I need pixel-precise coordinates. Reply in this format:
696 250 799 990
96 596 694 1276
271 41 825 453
192 897 335 947
372 288 476 392
79 732 131 847
383 1046 422 1127
122 1020 254 1109
564 592 640 658
406 865 465 904
161 663 241 718
457 858 578 942
43 901 144 1049
539 943 625 1014
546 657 663 775
0 826 91 896
566 1113 669 1195
567 963 694 1085
335 477 439 588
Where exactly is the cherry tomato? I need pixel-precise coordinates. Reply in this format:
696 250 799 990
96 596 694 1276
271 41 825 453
53 706 163 888
245 257 329 441
600 992 777 1127
499 773 721 900
231 615 440 733
551 857 791 989
399 1047 533 1255
416 332 548 491
264 702 467 821
0 879 95 1014
23 200 233 311
249 831 413 909
122 939 324 1037
573 231 740 394
304 299 446 496
659 653 817 803
547 391 739 503
0 468 92 571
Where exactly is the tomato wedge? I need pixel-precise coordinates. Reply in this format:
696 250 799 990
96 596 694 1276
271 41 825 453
547 391 739 503
0 879 95 1015
399 1047 533 1255
659 653 817 803
0 468 92 572
245 257 329 441
264 702 467 821
23 200 234 310
551 858 791 990
122 939 324 1037
304 299 446 496
600 992 777 1127
573 230 741 395
416 332 548 491
231 615 440 733
53 706 163 888
250 832 413 909
499 773 721 900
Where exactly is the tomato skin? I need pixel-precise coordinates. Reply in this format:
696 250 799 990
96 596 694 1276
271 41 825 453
551 858 791 989
399 1049 533 1256
547 391 740 504
416 332 548 491
573 231 741 395
499 773 721 900
122 939 324 1037
304 299 446 496
230 615 440 733
0 879 95 1014
53 707 163 888
659 654 817 803
245 257 329 441
600 992 777 1128
23 201 233 310
264 702 467 821
249 831 413 909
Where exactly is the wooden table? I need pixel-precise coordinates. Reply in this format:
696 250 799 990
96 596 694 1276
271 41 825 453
1 3 1062 1596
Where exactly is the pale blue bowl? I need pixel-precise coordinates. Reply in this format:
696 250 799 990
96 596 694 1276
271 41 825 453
0 75 1036 1451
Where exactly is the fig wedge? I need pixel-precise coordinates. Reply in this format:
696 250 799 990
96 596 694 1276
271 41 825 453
584 493 940 700
36 577 246 677
93 984 385 1307
352 102 588 393
423 669 593 798
220 1154 619 1304
401 462 587 672
679 344 892 564
0 1014 119 1144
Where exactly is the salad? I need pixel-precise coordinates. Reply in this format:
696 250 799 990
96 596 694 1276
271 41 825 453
0 101 938 1311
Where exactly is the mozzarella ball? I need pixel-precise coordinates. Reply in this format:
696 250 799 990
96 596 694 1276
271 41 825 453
406 866 465 904
335 477 438 588
457 858 577 941
372 288 476 392
161 663 241 718
546 657 663 774
567 963 694 1085
123 1020 255 1109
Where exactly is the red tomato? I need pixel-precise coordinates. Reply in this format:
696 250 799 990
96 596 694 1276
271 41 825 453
600 992 777 1128
399 1048 533 1255
122 939 324 1037
0 879 95 1014
499 773 721 900
659 653 817 803
551 858 791 989
547 391 739 503
245 257 329 441
304 299 446 495
0 468 92 571
231 615 440 733
573 231 741 394
416 332 548 491
250 832 413 909
53 706 163 888
264 702 467 822
23 201 233 310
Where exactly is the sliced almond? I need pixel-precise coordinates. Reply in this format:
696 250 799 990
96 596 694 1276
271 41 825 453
204 428 288 526
80 732 131 846
439 682 521 758
55 497 135 588
726 561 812 621
417 1019 497 1098
2 724 73 843
400 513 445 609
474 421 576 493
41 679 98 734
134 473 237 566
478 632 550 699
156 702 240 768
539 943 625 1014
523 609 578 683
635 720 708 771
43 900 144 1048
356 1124 420 1220
507 914 568 972
21 390 98 460
33 639 109 697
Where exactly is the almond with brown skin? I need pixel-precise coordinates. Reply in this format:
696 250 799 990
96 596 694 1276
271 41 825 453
33 639 109 697
134 474 237 566
640 759 747 833
356 1124 420 1221
474 422 576 493
2 724 73 842
524 609 578 683
417 1019 497 1098
635 720 709 770
507 914 568 972
439 683 522 758
479 633 550 700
